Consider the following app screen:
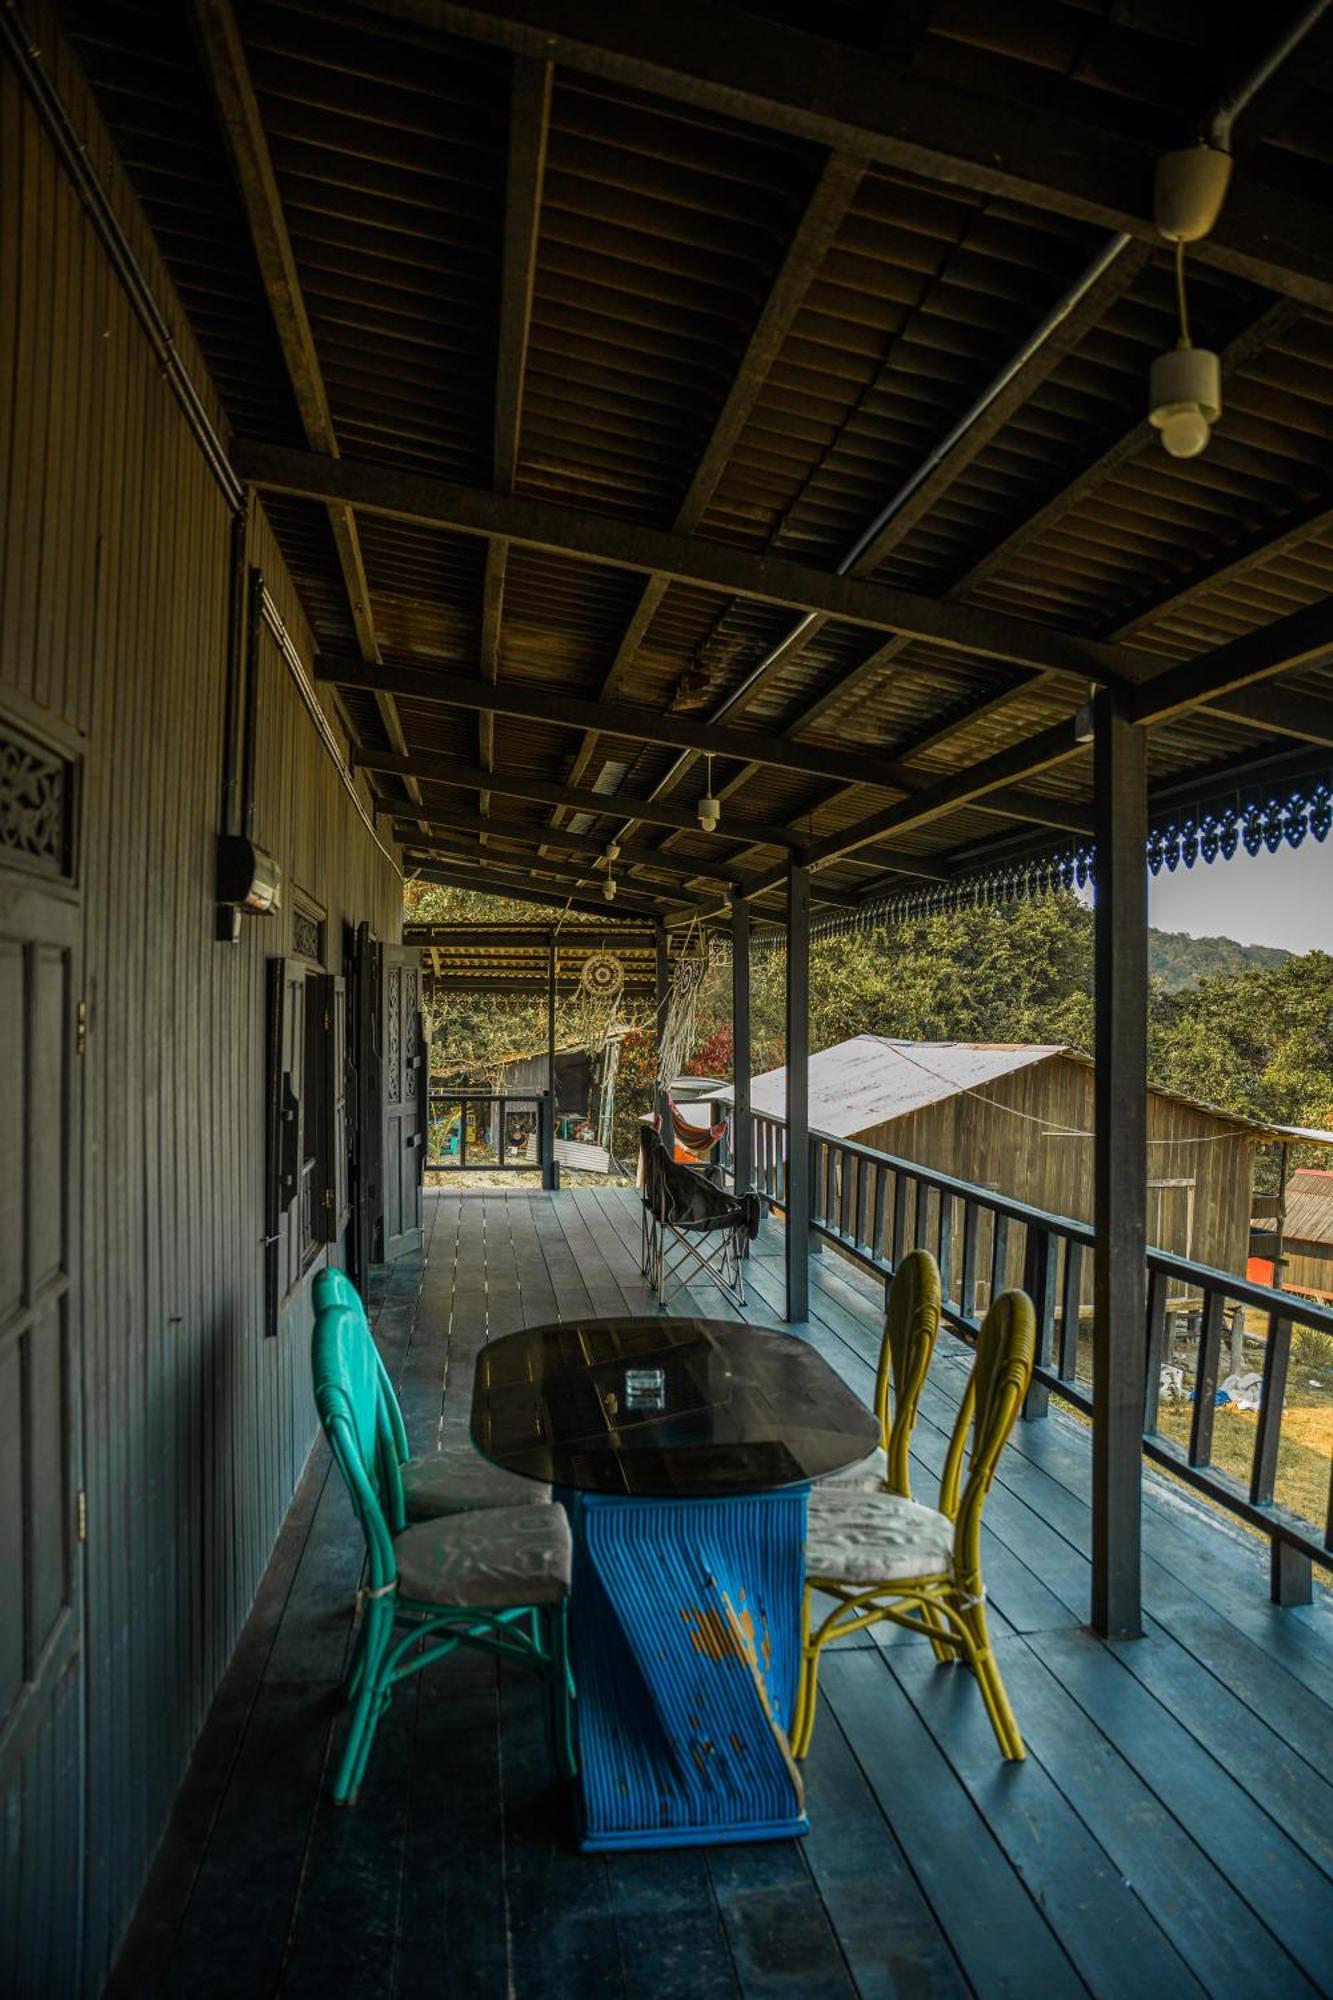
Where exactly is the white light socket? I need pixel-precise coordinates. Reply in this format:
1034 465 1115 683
1149 345 1221 457
1154 147 1233 243
697 795 720 833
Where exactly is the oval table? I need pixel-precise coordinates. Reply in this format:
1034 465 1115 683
470 1315 879 1852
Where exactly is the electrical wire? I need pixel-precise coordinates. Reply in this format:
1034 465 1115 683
1175 239 1192 350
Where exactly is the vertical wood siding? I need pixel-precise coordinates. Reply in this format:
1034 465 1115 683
858 1053 1259 1287
1 13 400 1988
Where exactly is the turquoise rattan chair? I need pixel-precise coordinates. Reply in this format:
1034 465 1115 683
312 1267 550 1527
312 1298 576 1804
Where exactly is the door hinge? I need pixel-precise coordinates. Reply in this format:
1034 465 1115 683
324 1008 331 1031
76 1490 87 1542
322 1187 334 1212
76 1000 88 1056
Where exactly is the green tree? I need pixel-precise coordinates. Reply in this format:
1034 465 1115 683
1151 952 1333 1185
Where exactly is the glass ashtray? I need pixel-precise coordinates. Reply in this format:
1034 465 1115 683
623 1366 667 1411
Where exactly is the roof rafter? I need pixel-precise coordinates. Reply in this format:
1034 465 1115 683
364 0 1333 315
190 0 421 812
1132 599 1333 725
553 150 866 828
480 55 552 825
322 653 952 792
354 746 813 848
231 440 1136 682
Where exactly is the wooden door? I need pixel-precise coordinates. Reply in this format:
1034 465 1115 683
382 943 425 1258
351 924 383 1284
0 873 84 1995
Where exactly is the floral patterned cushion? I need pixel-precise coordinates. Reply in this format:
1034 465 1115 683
394 1503 572 1607
806 1490 953 1585
401 1448 551 1519
820 1445 889 1491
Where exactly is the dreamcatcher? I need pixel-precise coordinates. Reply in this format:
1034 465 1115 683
573 950 625 1053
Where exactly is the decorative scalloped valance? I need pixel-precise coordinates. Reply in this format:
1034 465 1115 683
801 776 1332 943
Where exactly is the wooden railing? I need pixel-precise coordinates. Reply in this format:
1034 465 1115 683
750 1109 1333 1602
427 1090 553 1185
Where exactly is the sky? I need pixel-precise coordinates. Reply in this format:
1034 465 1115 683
1146 836 1333 954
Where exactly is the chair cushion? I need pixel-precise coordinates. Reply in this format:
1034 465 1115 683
821 1444 889 1492
401 1447 551 1519
806 1490 953 1585
395 1503 572 1608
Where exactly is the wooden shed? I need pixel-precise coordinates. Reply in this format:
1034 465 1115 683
731 1038 1274 1279
1276 1168 1333 1306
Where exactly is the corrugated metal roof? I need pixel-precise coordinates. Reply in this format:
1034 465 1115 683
61 0 1333 923
716 1037 1063 1135
1284 1168 1333 1247
717 1035 1295 1140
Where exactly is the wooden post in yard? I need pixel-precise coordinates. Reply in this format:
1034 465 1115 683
1092 688 1147 1639
731 895 752 1197
785 864 810 1323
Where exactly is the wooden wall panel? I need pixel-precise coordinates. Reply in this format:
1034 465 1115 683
859 1053 1260 1290
1 11 402 1989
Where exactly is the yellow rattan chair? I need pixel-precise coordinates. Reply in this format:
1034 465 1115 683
823 1248 942 1497
792 1288 1036 1763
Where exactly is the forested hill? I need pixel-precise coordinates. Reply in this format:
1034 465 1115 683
1148 927 1291 991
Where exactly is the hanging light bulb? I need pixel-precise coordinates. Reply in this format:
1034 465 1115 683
602 872 617 902
697 753 720 834
1148 198 1222 460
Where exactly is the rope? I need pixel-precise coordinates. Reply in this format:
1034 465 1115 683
863 1037 1258 1148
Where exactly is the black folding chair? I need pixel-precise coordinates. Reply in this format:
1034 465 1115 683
639 1124 761 1309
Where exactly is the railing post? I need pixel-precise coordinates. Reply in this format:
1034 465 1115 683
1272 1540 1314 1608
785 862 810 1322
1022 1226 1057 1421
1092 687 1148 1640
540 1091 556 1191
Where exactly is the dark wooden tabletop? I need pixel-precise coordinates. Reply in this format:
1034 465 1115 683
469 1314 880 1498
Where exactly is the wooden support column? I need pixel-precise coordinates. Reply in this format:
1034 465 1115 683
1092 690 1148 1640
655 920 670 1130
731 895 752 1196
543 928 558 1190
785 864 810 1322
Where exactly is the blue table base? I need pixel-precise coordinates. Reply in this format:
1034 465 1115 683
567 1489 809 1851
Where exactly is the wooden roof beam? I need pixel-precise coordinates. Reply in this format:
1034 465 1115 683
1132 599 1333 725
552 150 866 830
190 0 421 814
842 240 1155 579
401 832 860 910
480 56 552 824
406 846 695 912
1200 683 1333 748
322 653 958 793
231 441 1135 684
408 864 675 921
794 297 1310 781
355 746 812 849
389 811 751 884
406 924 656 945
741 716 1093 898
372 0 1333 315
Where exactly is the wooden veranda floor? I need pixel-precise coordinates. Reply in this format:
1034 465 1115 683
109 1190 1333 2000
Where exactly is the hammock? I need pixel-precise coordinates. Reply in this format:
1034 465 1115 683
666 1094 728 1155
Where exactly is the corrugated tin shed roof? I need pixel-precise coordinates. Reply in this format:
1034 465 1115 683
1285 1168 1333 1247
717 1037 1062 1135
718 1036 1292 1139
